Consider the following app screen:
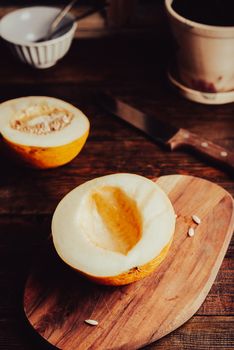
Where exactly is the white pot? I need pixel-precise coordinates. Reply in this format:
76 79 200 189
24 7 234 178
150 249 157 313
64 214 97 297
165 0 234 93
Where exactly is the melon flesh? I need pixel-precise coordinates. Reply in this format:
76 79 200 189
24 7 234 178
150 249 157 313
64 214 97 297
52 173 175 283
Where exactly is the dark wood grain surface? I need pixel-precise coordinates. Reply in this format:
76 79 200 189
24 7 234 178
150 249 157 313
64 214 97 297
0 1 233 349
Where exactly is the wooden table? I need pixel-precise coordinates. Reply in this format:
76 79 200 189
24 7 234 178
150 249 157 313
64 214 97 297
0 10 233 350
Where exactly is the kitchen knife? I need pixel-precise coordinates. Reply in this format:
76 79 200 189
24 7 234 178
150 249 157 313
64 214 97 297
98 93 234 172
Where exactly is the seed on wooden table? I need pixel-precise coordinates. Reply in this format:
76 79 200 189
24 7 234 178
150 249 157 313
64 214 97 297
192 215 201 225
84 319 99 326
188 227 195 237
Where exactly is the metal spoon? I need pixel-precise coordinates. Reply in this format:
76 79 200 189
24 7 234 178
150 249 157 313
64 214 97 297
37 3 108 43
35 0 78 43
50 0 78 34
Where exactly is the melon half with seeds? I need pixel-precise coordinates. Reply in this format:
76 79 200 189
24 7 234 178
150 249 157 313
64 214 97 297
52 173 175 286
0 96 89 168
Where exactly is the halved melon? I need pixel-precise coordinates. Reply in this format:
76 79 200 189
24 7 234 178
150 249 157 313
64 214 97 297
0 96 89 168
52 173 175 286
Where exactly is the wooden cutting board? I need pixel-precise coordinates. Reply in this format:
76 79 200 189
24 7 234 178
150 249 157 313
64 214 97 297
24 175 234 350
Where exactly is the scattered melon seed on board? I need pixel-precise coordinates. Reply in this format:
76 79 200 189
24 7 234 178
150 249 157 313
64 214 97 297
0 96 90 169
52 173 176 286
84 319 99 326
192 215 201 225
188 227 195 237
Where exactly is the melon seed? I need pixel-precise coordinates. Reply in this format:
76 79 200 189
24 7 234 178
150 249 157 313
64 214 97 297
84 319 99 326
188 227 195 237
192 215 201 225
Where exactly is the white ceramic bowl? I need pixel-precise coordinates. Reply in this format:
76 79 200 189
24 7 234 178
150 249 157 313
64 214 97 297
0 6 77 69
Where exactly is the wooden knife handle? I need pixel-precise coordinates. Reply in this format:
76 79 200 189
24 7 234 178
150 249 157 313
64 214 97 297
167 128 234 171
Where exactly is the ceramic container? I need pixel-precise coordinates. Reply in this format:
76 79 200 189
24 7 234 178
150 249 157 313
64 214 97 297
0 6 77 69
165 0 234 94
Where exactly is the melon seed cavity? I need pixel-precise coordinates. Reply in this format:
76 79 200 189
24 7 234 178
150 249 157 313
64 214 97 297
10 103 74 135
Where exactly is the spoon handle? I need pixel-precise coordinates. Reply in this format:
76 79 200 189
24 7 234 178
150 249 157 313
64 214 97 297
50 3 108 40
51 0 78 33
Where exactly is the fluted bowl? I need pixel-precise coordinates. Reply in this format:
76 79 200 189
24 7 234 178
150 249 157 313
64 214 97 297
0 6 77 69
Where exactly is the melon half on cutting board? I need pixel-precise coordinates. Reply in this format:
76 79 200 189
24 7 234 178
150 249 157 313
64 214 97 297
0 96 90 168
24 174 234 350
52 173 176 285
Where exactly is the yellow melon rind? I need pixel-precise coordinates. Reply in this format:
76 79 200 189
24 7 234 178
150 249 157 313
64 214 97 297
2 130 89 169
73 238 173 286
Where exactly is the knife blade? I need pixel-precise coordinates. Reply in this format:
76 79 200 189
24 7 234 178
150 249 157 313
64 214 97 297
98 93 234 172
